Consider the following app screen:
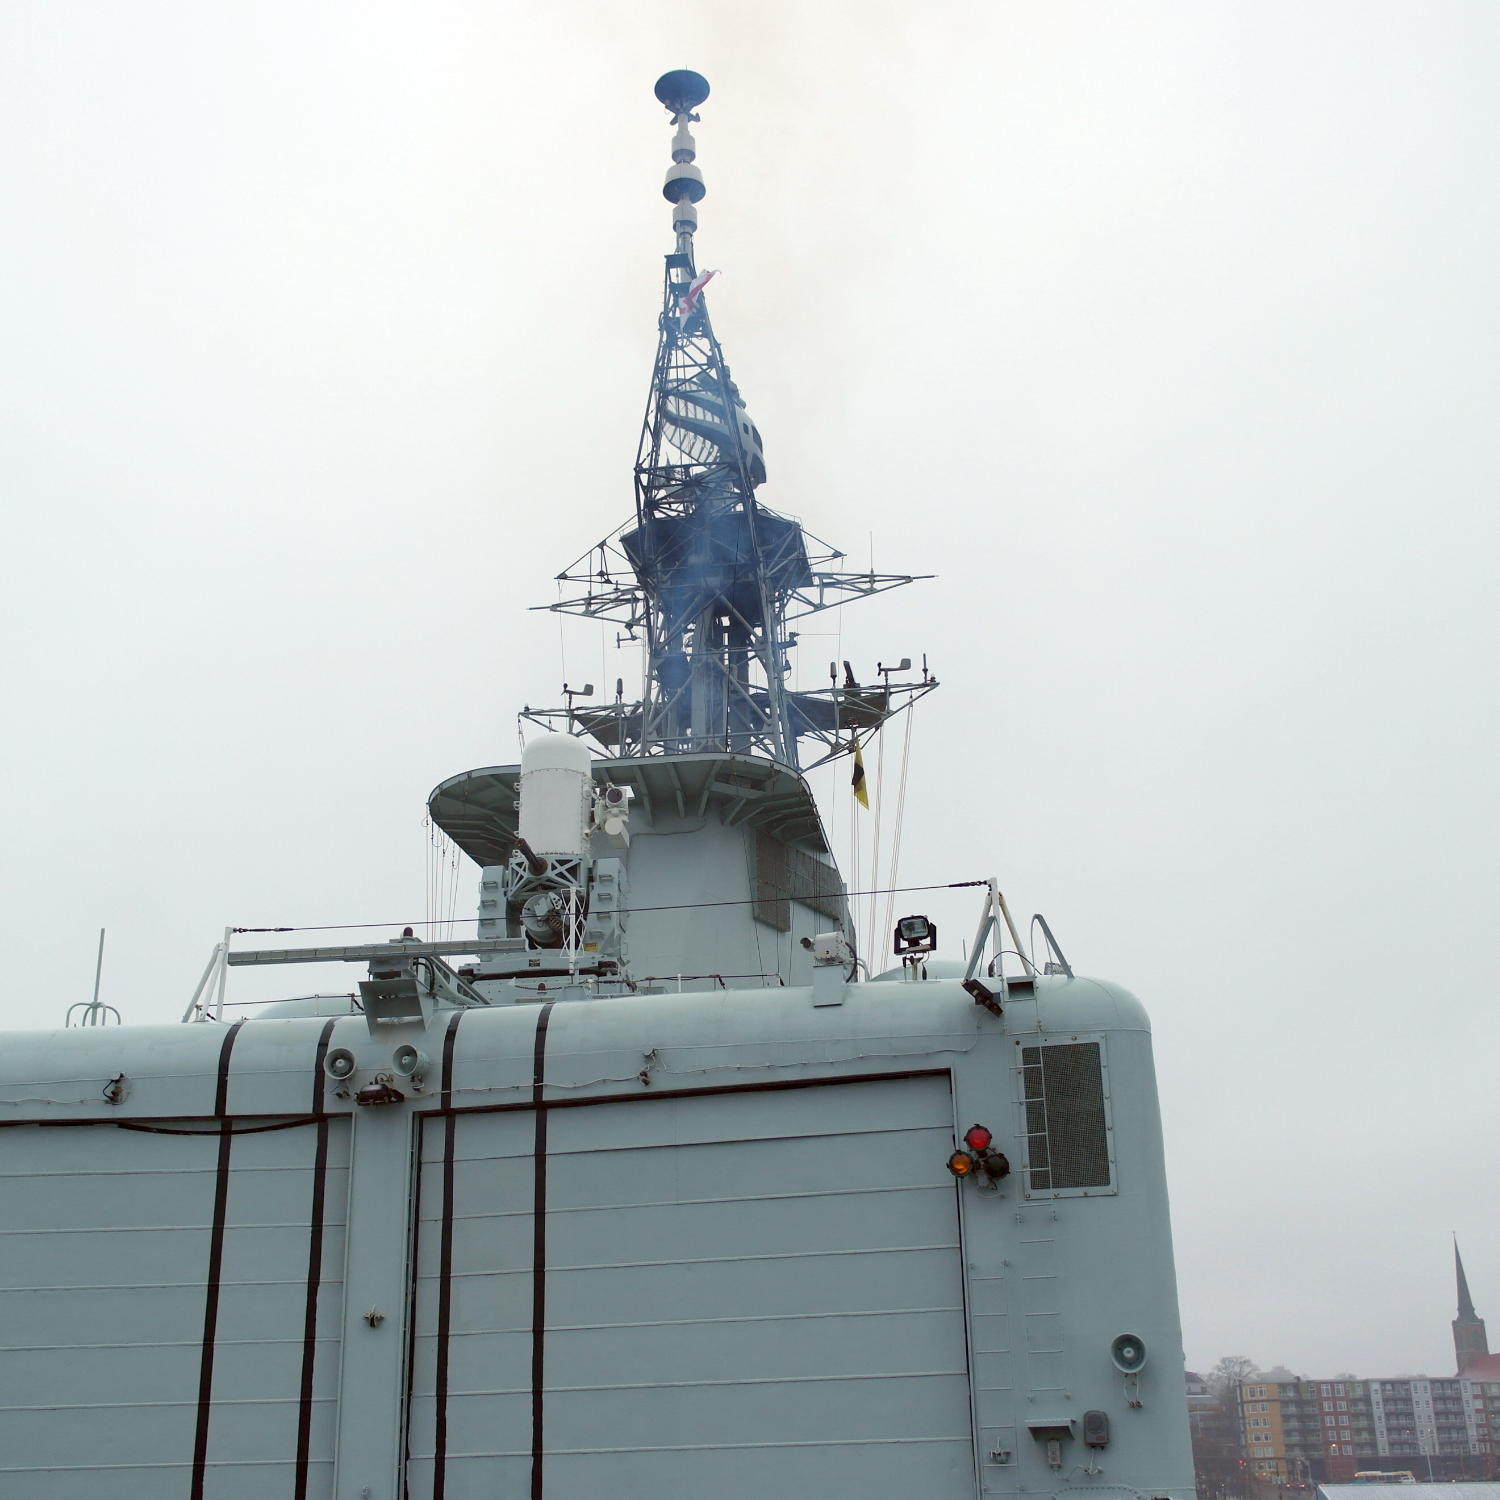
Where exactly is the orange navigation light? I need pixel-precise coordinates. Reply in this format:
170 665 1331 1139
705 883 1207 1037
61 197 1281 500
946 1150 975 1177
963 1124 993 1152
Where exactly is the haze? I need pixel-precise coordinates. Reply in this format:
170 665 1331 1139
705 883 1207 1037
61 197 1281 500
3 1 1496 1383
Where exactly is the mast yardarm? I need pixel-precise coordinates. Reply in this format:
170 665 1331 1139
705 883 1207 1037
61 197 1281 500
528 72 936 768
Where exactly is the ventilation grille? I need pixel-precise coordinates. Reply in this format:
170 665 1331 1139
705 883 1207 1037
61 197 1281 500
753 833 845 932
1021 1042 1110 1191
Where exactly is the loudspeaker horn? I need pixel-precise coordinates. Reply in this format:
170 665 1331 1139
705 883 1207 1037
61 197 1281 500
324 1047 358 1080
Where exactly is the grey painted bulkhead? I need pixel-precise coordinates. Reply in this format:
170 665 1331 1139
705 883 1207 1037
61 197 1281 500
0 973 1194 1497
429 752 851 992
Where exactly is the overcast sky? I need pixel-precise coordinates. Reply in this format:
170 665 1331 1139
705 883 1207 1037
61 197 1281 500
3 0 1497 1382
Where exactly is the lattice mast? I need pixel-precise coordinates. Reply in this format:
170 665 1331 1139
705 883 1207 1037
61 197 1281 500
532 70 935 769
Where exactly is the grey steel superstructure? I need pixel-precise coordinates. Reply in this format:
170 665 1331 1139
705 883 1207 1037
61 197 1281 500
0 72 1197 1499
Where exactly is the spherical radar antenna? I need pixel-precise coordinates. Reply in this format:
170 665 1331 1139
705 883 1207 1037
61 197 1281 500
654 70 710 114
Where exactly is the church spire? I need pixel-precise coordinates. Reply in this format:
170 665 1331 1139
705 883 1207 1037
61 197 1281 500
1453 1237 1489 1373
1457 1238 1478 1319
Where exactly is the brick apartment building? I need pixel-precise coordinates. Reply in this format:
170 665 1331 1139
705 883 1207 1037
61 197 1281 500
1235 1244 1500 1480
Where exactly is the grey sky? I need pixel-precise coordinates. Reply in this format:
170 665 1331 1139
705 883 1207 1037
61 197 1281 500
3 1 1497 1381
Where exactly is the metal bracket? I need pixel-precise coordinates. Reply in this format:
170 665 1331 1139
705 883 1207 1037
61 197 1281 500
811 964 848 1007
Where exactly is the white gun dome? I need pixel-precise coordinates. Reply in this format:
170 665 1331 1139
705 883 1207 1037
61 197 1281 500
518 732 592 859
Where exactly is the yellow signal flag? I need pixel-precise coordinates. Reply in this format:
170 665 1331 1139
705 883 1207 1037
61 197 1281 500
851 737 870 809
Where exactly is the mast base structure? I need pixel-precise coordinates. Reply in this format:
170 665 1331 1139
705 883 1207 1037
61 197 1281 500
0 70 1194 1500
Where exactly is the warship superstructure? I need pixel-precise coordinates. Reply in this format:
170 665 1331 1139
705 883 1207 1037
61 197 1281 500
0 72 1197 1498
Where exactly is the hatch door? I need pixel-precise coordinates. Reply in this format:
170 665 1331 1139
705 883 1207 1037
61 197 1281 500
407 1073 975 1498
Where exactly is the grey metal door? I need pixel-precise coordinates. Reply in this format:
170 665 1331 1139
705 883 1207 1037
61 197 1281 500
0 1116 350 1499
408 1073 974 1498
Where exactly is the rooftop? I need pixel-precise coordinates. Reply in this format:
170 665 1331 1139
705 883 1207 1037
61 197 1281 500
1320 1488 1500 1500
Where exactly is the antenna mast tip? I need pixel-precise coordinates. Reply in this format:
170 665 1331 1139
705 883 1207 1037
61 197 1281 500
654 70 710 114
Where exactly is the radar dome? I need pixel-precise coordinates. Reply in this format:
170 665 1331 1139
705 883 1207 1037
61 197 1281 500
654 70 710 113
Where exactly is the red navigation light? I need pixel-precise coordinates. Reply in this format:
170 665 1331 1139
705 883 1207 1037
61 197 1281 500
946 1150 975 1178
963 1124 993 1152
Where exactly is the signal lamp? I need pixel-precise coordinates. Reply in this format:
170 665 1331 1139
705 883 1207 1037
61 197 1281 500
893 914 936 954
963 1124 993 1152
354 1078 405 1107
946 1150 975 1177
981 1150 1012 1181
963 977 1001 1016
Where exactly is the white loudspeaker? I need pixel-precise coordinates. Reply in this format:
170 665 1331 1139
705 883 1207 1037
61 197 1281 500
324 1048 357 1080
391 1045 429 1079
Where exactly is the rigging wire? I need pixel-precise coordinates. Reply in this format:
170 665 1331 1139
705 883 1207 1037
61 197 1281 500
880 698 918 958
847 737 860 956
866 719 887 964
423 812 433 936
424 814 465 940
447 831 462 932
829 597 845 923
861 538 881 962
231 878 987 935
